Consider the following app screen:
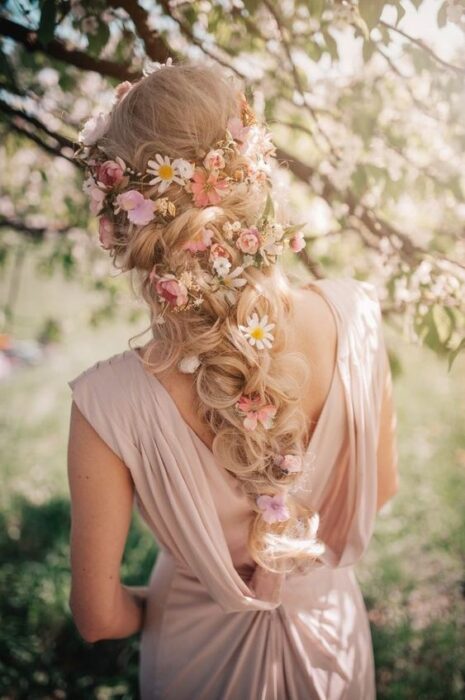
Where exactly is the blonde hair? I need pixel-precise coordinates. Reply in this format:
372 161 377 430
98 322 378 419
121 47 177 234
100 60 323 573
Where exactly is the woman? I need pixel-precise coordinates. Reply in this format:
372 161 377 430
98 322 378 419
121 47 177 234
67 60 399 699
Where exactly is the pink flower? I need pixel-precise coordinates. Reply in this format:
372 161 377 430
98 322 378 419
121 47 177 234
115 189 144 211
183 227 214 253
115 190 155 226
150 272 189 307
203 149 225 171
236 226 261 255
191 169 229 207
83 176 106 215
114 81 132 101
128 199 156 225
209 242 229 260
274 454 302 473
97 159 125 188
256 493 290 524
290 231 306 252
98 216 113 249
235 393 277 431
227 116 250 143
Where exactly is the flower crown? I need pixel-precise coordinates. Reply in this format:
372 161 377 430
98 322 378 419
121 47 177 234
75 74 307 318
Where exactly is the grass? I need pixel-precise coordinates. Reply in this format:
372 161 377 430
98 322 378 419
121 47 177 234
1 253 464 698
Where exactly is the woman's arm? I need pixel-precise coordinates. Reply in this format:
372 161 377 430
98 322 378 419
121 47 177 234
67 401 147 643
376 349 399 511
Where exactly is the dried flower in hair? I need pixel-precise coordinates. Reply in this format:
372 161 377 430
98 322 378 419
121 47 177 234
238 312 275 350
256 493 290 524
154 197 177 221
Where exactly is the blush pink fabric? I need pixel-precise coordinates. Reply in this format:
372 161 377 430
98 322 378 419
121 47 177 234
68 276 388 699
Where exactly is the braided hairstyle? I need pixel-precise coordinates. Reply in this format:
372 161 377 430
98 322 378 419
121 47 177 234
81 59 324 573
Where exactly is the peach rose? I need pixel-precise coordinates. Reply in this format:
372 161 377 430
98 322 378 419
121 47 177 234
236 226 260 255
154 275 189 307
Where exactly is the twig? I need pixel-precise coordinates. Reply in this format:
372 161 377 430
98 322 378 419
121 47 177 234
380 20 465 76
0 16 140 81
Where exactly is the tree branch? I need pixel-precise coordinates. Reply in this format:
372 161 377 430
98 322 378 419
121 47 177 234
0 97 75 150
380 20 465 76
0 16 140 81
276 145 421 260
0 215 73 240
5 121 76 164
107 0 171 63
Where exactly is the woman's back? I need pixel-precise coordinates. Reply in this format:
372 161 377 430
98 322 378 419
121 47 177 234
68 276 392 699
136 283 338 461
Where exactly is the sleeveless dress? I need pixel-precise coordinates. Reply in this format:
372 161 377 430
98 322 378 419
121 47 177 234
68 276 388 700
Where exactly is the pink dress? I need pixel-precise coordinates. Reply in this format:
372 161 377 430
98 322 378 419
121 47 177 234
68 276 388 699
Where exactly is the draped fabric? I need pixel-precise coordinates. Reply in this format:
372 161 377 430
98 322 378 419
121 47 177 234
68 276 387 699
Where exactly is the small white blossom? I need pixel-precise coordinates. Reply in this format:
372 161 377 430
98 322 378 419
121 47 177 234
78 112 110 146
178 355 201 373
212 256 231 276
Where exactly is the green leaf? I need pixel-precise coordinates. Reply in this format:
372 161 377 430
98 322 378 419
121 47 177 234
362 39 376 62
421 308 443 353
0 48 18 90
38 0 57 46
394 2 406 26
432 303 454 344
307 41 323 62
262 192 275 221
351 165 368 197
87 19 111 56
447 338 465 372
308 0 325 20
322 29 339 62
358 0 385 30
437 1 448 28
284 222 306 237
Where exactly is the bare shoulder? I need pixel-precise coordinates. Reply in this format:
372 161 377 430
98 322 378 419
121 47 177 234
287 284 338 404
290 283 338 350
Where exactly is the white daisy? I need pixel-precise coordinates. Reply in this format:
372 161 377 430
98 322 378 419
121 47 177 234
220 266 247 303
238 312 275 349
146 154 186 193
212 256 231 276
